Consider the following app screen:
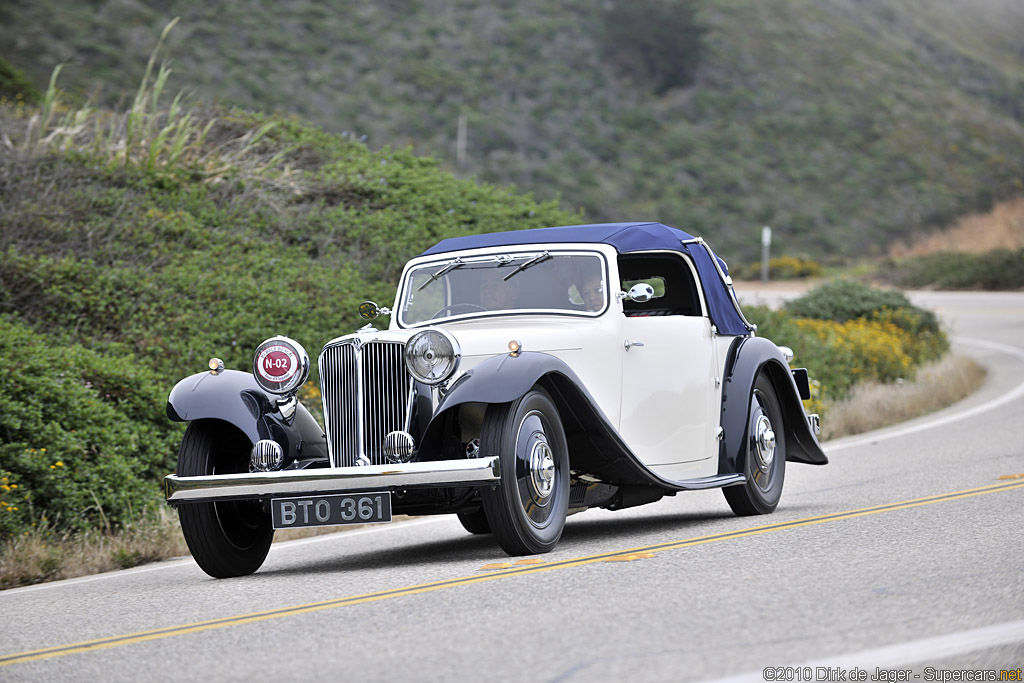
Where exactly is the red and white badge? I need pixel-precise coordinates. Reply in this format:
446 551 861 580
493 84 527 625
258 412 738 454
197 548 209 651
256 343 299 384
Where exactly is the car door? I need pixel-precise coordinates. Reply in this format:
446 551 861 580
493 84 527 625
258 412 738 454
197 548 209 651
615 253 721 470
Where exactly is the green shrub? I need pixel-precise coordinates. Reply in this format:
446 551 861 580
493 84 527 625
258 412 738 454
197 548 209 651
747 278 950 408
0 56 40 104
784 279 942 339
0 95 579 541
0 317 180 539
881 249 1024 290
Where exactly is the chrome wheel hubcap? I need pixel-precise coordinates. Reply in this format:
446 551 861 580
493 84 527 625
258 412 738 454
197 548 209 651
529 438 555 499
753 414 776 473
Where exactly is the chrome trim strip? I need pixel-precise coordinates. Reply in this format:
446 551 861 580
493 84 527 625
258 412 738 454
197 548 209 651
165 457 501 503
355 339 365 462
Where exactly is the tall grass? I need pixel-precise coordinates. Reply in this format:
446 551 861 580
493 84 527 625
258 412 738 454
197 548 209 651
0 507 187 588
821 355 986 439
0 510 413 589
7 18 286 181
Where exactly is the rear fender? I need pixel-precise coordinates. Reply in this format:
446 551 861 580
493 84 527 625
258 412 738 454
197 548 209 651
719 337 828 475
167 369 328 466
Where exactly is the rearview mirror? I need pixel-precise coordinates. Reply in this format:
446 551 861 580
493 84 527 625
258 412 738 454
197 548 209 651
358 301 391 320
626 283 655 303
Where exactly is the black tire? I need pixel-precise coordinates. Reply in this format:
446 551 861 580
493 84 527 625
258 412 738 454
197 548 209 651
176 421 274 578
456 509 492 535
723 373 787 516
481 387 570 555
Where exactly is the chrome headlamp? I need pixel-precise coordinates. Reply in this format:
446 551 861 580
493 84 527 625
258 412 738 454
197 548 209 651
405 329 460 385
252 336 309 395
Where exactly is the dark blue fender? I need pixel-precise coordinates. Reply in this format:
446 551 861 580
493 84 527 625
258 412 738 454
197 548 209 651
419 352 741 491
167 369 329 467
718 336 828 476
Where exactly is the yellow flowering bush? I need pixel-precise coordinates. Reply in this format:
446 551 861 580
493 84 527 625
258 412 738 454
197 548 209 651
793 317 913 398
742 256 824 280
747 280 949 420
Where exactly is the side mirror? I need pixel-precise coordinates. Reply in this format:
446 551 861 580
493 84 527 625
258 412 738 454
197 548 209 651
357 301 391 320
626 283 655 303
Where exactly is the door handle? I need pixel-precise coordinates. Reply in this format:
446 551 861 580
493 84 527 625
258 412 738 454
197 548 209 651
624 339 645 351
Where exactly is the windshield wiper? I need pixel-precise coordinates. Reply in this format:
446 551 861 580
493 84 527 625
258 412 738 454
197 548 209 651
503 251 551 281
418 257 464 291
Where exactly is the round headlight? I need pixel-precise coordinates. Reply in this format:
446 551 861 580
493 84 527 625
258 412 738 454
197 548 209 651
405 329 460 385
253 336 309 395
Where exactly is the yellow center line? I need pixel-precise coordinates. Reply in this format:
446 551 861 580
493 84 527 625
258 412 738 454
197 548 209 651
3 479 1022 668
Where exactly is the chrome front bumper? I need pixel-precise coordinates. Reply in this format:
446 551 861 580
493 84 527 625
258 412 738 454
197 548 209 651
165 457 501 504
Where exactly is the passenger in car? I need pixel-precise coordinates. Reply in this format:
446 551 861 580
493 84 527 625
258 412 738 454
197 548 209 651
578 273 604 312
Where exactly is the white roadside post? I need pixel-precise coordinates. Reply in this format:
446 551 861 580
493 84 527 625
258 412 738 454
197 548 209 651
760 226 772 283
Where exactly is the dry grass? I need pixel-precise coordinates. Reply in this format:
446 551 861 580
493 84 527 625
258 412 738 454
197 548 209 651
890 197 1024 258
0 511 414 589
821 354 986 440
0 506 188 589
0 355 987 590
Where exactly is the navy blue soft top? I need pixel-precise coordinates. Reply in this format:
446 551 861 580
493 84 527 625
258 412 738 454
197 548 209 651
420 222 751 335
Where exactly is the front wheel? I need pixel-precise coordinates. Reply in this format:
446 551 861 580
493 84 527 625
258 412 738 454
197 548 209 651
723 373 786 516
481 387 570 555
176 421 274 578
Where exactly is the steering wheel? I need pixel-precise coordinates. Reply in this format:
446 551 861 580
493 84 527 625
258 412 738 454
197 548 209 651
432 303 488 319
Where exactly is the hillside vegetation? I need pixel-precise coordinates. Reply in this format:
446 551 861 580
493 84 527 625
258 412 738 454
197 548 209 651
2 0 1024 262
0 57 575 542
0 81 949 553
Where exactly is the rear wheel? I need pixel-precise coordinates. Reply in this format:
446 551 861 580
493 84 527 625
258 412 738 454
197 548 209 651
723 373 786 516
481 388 569 555
456 509 491 535
176 421 274 578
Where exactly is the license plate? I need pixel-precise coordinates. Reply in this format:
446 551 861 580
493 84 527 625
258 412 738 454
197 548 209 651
271 492 392 530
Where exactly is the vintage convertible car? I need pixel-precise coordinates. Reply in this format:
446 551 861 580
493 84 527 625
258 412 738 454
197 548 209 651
165 222 827 577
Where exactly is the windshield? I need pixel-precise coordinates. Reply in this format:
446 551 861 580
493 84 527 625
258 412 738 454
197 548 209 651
399 251 607 325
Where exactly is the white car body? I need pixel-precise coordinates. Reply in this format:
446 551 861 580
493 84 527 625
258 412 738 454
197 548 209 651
390 241 733 483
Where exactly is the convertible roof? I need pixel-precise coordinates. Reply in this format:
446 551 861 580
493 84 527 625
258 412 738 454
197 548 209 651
421 222 752 335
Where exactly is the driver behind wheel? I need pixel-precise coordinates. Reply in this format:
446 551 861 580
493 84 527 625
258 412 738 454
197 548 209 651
480 270 521 311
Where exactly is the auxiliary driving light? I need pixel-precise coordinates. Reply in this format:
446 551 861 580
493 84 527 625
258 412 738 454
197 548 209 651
250 439 284 472
382 431 416 463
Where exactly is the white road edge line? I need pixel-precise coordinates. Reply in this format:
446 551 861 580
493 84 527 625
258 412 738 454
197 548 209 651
825 336 1024 453
7 337 1022 594
700 619 1024 683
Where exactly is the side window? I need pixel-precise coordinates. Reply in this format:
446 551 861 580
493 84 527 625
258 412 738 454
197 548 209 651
618 254 702 317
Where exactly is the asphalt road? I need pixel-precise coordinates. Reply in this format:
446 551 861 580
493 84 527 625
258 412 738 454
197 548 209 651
2 291 1022 682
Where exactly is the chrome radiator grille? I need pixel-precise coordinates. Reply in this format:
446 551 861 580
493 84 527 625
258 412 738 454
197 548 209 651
319 340 413 467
